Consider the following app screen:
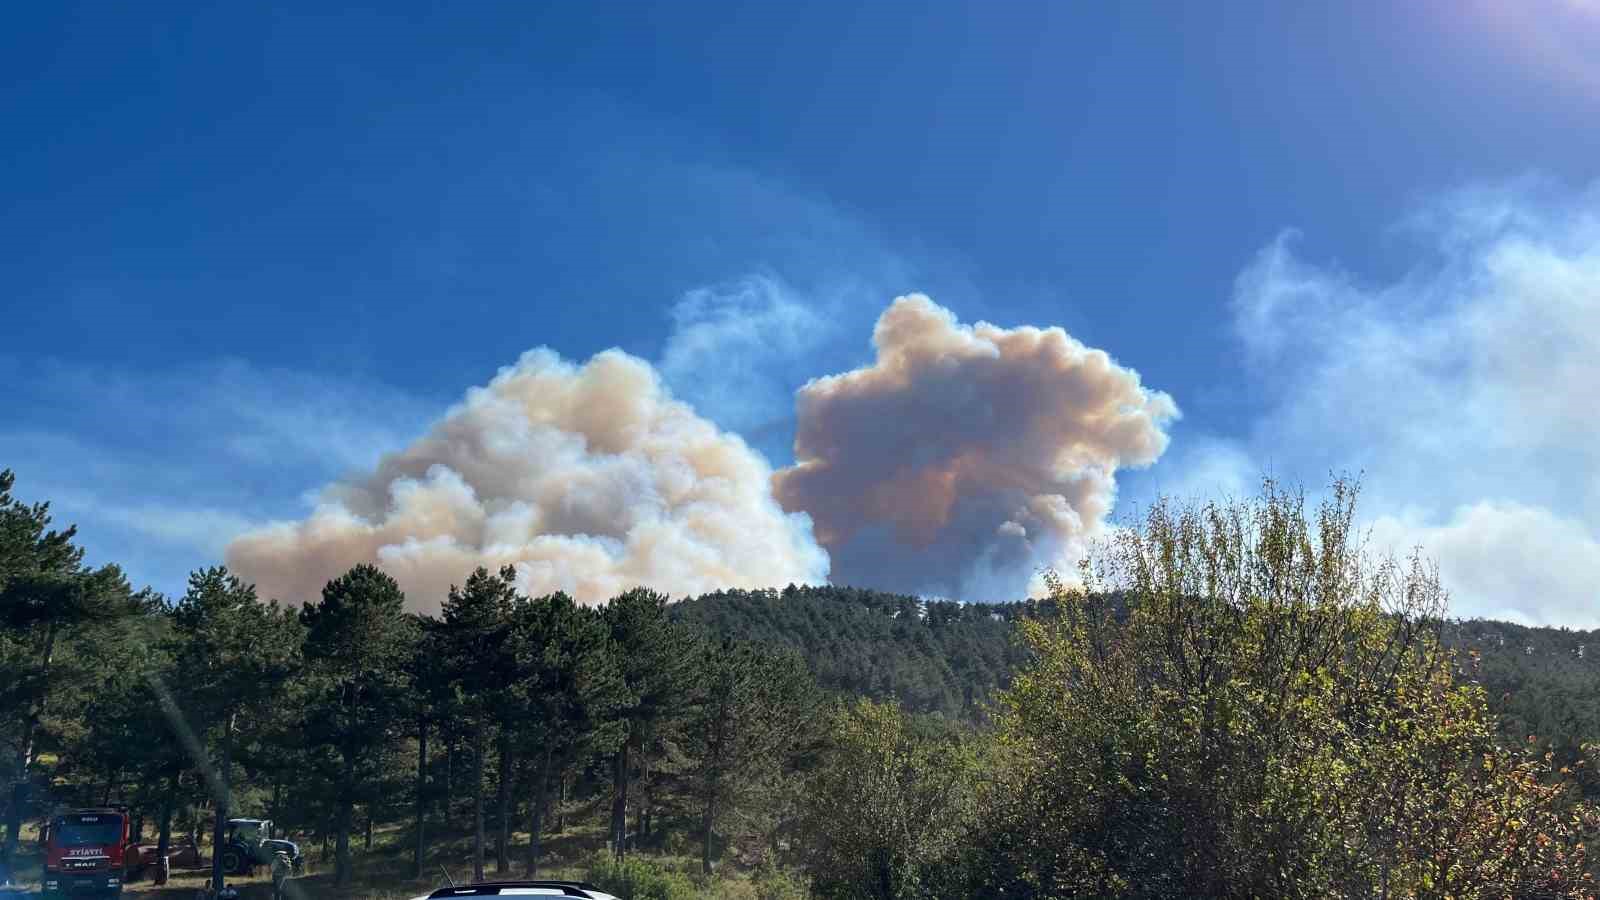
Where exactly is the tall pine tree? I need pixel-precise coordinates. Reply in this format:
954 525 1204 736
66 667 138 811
299 564 418 886
601 588 694 859
165 567 300 893
506 592 627 874
437 566 517 882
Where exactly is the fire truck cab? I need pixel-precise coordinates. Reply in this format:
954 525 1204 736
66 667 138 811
39 808 135 899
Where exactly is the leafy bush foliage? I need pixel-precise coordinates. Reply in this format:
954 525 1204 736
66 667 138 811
750 861 809 900
974 479 1600 898
583 849 699 900
798 699 982 899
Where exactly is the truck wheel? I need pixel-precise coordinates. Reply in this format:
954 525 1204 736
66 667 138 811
221 848 244 875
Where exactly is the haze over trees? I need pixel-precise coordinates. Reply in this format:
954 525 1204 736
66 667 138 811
3 466 1599 898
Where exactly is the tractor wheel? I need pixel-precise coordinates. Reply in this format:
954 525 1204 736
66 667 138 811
220 848 244 875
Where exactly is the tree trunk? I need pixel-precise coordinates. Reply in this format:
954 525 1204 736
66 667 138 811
472 727 486 882
2 620 58 868
412 716 428 878
610 742 629 859
637 744 651 841
702 701 728 876
210 714 235 893
334 797 352 886
555 771 565 833
700 794 717 876
495 730 512 874
156 770 177 885
444 736 455 830
524 748 553 876
703 701 728 875
0 784 19 869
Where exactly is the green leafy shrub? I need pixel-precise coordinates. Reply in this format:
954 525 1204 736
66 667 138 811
798 698 982 899
976 479 1600 898
583 850 700 900
751 861 809 900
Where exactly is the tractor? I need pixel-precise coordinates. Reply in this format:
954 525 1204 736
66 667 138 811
218 819 301 876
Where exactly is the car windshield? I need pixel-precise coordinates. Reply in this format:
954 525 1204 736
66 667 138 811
53 819 121 847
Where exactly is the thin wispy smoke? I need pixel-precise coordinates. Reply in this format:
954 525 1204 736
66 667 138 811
226 348 829 612
773 295 1178 600
1227 178 1600 625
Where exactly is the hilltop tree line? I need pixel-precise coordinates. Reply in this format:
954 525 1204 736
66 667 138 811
669 585 1094 724
674 586 1600 783
5 466 1600 898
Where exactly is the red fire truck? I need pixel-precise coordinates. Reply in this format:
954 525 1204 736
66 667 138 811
38 808 135 899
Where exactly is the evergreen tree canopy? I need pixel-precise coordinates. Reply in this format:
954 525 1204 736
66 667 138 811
299 564 419 885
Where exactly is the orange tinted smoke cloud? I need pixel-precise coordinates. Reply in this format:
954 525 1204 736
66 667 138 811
226 348 829 613
773 295 1177 600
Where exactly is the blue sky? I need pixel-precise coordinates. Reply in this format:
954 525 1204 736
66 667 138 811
5 1 1600 622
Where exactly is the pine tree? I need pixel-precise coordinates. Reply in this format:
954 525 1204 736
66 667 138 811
165 567 301 892
686 640 822 875
505 592 627 874
0 469 139 868
601 588 695 859
299 564 418 886
437 566 517 882
408 615 448 879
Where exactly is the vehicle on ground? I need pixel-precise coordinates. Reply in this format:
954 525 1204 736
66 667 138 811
39 808 136 899
258 838 304 874
218 818 301 875
125 830 204 881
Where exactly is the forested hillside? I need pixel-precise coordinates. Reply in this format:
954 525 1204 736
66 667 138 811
669 587 1032 720
7 468 1600 899
676 587 1600 759
1448 619 1600 790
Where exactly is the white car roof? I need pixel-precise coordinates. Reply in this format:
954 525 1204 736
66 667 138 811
421 885 618 900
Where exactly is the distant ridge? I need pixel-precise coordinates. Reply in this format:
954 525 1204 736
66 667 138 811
672 585 1600 778
670 585 1095 721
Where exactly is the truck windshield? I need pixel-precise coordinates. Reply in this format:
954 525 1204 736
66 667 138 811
53 818 122 847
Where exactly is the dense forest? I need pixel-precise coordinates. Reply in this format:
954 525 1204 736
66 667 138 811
670 586 1033 722
6 467 1600 899
676 586 1600 759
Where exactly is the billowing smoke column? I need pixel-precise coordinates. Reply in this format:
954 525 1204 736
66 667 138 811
773 295 1177 600
227 348 830 612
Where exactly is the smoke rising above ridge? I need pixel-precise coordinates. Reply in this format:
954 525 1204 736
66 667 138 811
773 295 1178 600
1226 178 1600 625
226 296 1174 609
226 348 830 612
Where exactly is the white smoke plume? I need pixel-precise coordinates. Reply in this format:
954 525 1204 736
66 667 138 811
226 348 830 612
773 295 1178 600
